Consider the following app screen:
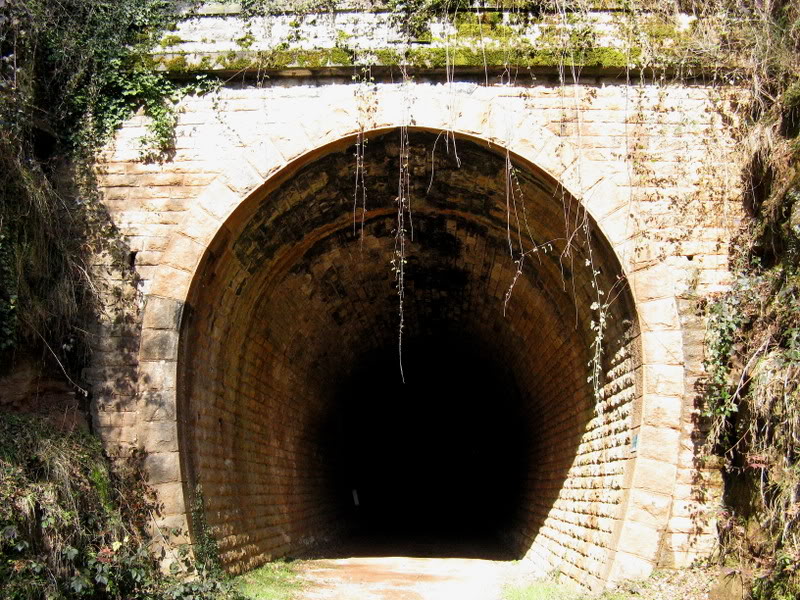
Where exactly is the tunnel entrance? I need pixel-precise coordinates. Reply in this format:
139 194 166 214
325 336 528 558
177 129 640 576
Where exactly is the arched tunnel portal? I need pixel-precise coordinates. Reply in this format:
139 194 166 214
176 129 642 584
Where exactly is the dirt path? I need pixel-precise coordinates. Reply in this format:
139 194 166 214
298 556 518 600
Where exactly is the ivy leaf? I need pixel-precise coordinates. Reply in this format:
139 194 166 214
70 573 92 594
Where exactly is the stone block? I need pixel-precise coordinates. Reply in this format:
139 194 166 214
452 97 489 135
302 106 356 146
617 521 662 560
630 265 675 302
138 360 177 392
182 204 224 247
607 551 654 582
162 234 207 273
641 394 683 429
139 389 177 421
144 451 182 485
627 489 672 528
153 481 187 517
142 296 185 330
247 138 288 180
638 298 680 330
139 421 179 452
149 514 190 545
598 206 633 246
148 266 193 301
641 330 684 366
638 425 681 463
643 364 684 397
222 156 264 196
140 328 180 361
631 457 677 495
268 129 311 164
581 177 621 221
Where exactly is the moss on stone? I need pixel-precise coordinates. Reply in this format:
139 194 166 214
210 48 356 70
150 36 670 73
236 32 256 49
186 43 635 71
404 43 633 69
456 22 515 40
159 35 184 48
371 49 398 64
216 51 258 70
296 47 354 67
163 54 190 72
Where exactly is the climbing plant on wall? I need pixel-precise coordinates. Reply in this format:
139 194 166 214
697 1 800 596
0 0 211 378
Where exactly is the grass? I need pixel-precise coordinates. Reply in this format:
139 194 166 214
235 559 305 600
502 579 631 600
503 580 579 600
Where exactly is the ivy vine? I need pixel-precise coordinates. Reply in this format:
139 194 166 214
0 0 212 375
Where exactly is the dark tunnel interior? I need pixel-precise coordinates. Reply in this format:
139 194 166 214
322 336 529 558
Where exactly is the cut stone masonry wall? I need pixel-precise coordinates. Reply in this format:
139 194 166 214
89 8 742 589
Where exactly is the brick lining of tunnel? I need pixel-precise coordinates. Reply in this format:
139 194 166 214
177 130 640 585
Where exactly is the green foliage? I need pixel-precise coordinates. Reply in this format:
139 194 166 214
234 560 304 600
699 3 800 593
0 414 244 600
237 0 338 18
189 487 225 580
387 0 472 40
702 285 746 419
503 580 577 600
0 0 213 376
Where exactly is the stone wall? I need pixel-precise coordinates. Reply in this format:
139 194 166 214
90 72 741 588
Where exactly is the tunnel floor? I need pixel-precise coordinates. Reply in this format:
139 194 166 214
315 336 528 561
295 554 519 600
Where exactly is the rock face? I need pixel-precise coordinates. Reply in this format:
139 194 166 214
88 4 745 590
1 357 87 431
709 571 747 600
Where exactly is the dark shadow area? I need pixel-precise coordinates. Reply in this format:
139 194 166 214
317 335 529 560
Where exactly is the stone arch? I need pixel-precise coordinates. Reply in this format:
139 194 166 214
135 106 685 589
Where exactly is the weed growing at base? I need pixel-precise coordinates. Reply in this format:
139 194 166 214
0 414 242 600
234 559 304 600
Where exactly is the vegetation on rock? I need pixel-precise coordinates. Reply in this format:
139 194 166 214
0 414 243 600
696 1 800 597
0 0 210 379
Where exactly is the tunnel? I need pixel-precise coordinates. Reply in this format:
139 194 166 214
176 129 641 576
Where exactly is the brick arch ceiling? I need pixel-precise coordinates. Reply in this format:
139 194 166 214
176 129 640 584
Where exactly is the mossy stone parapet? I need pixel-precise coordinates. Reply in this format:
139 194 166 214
155 4 726 76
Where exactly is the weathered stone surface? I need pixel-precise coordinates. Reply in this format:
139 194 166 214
139 389 178 422
92 67 743 589
139 329 180 361
138 361 177 392
139 420 179 453
142 296 184 330
144 452 182 485
709 571 747 600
